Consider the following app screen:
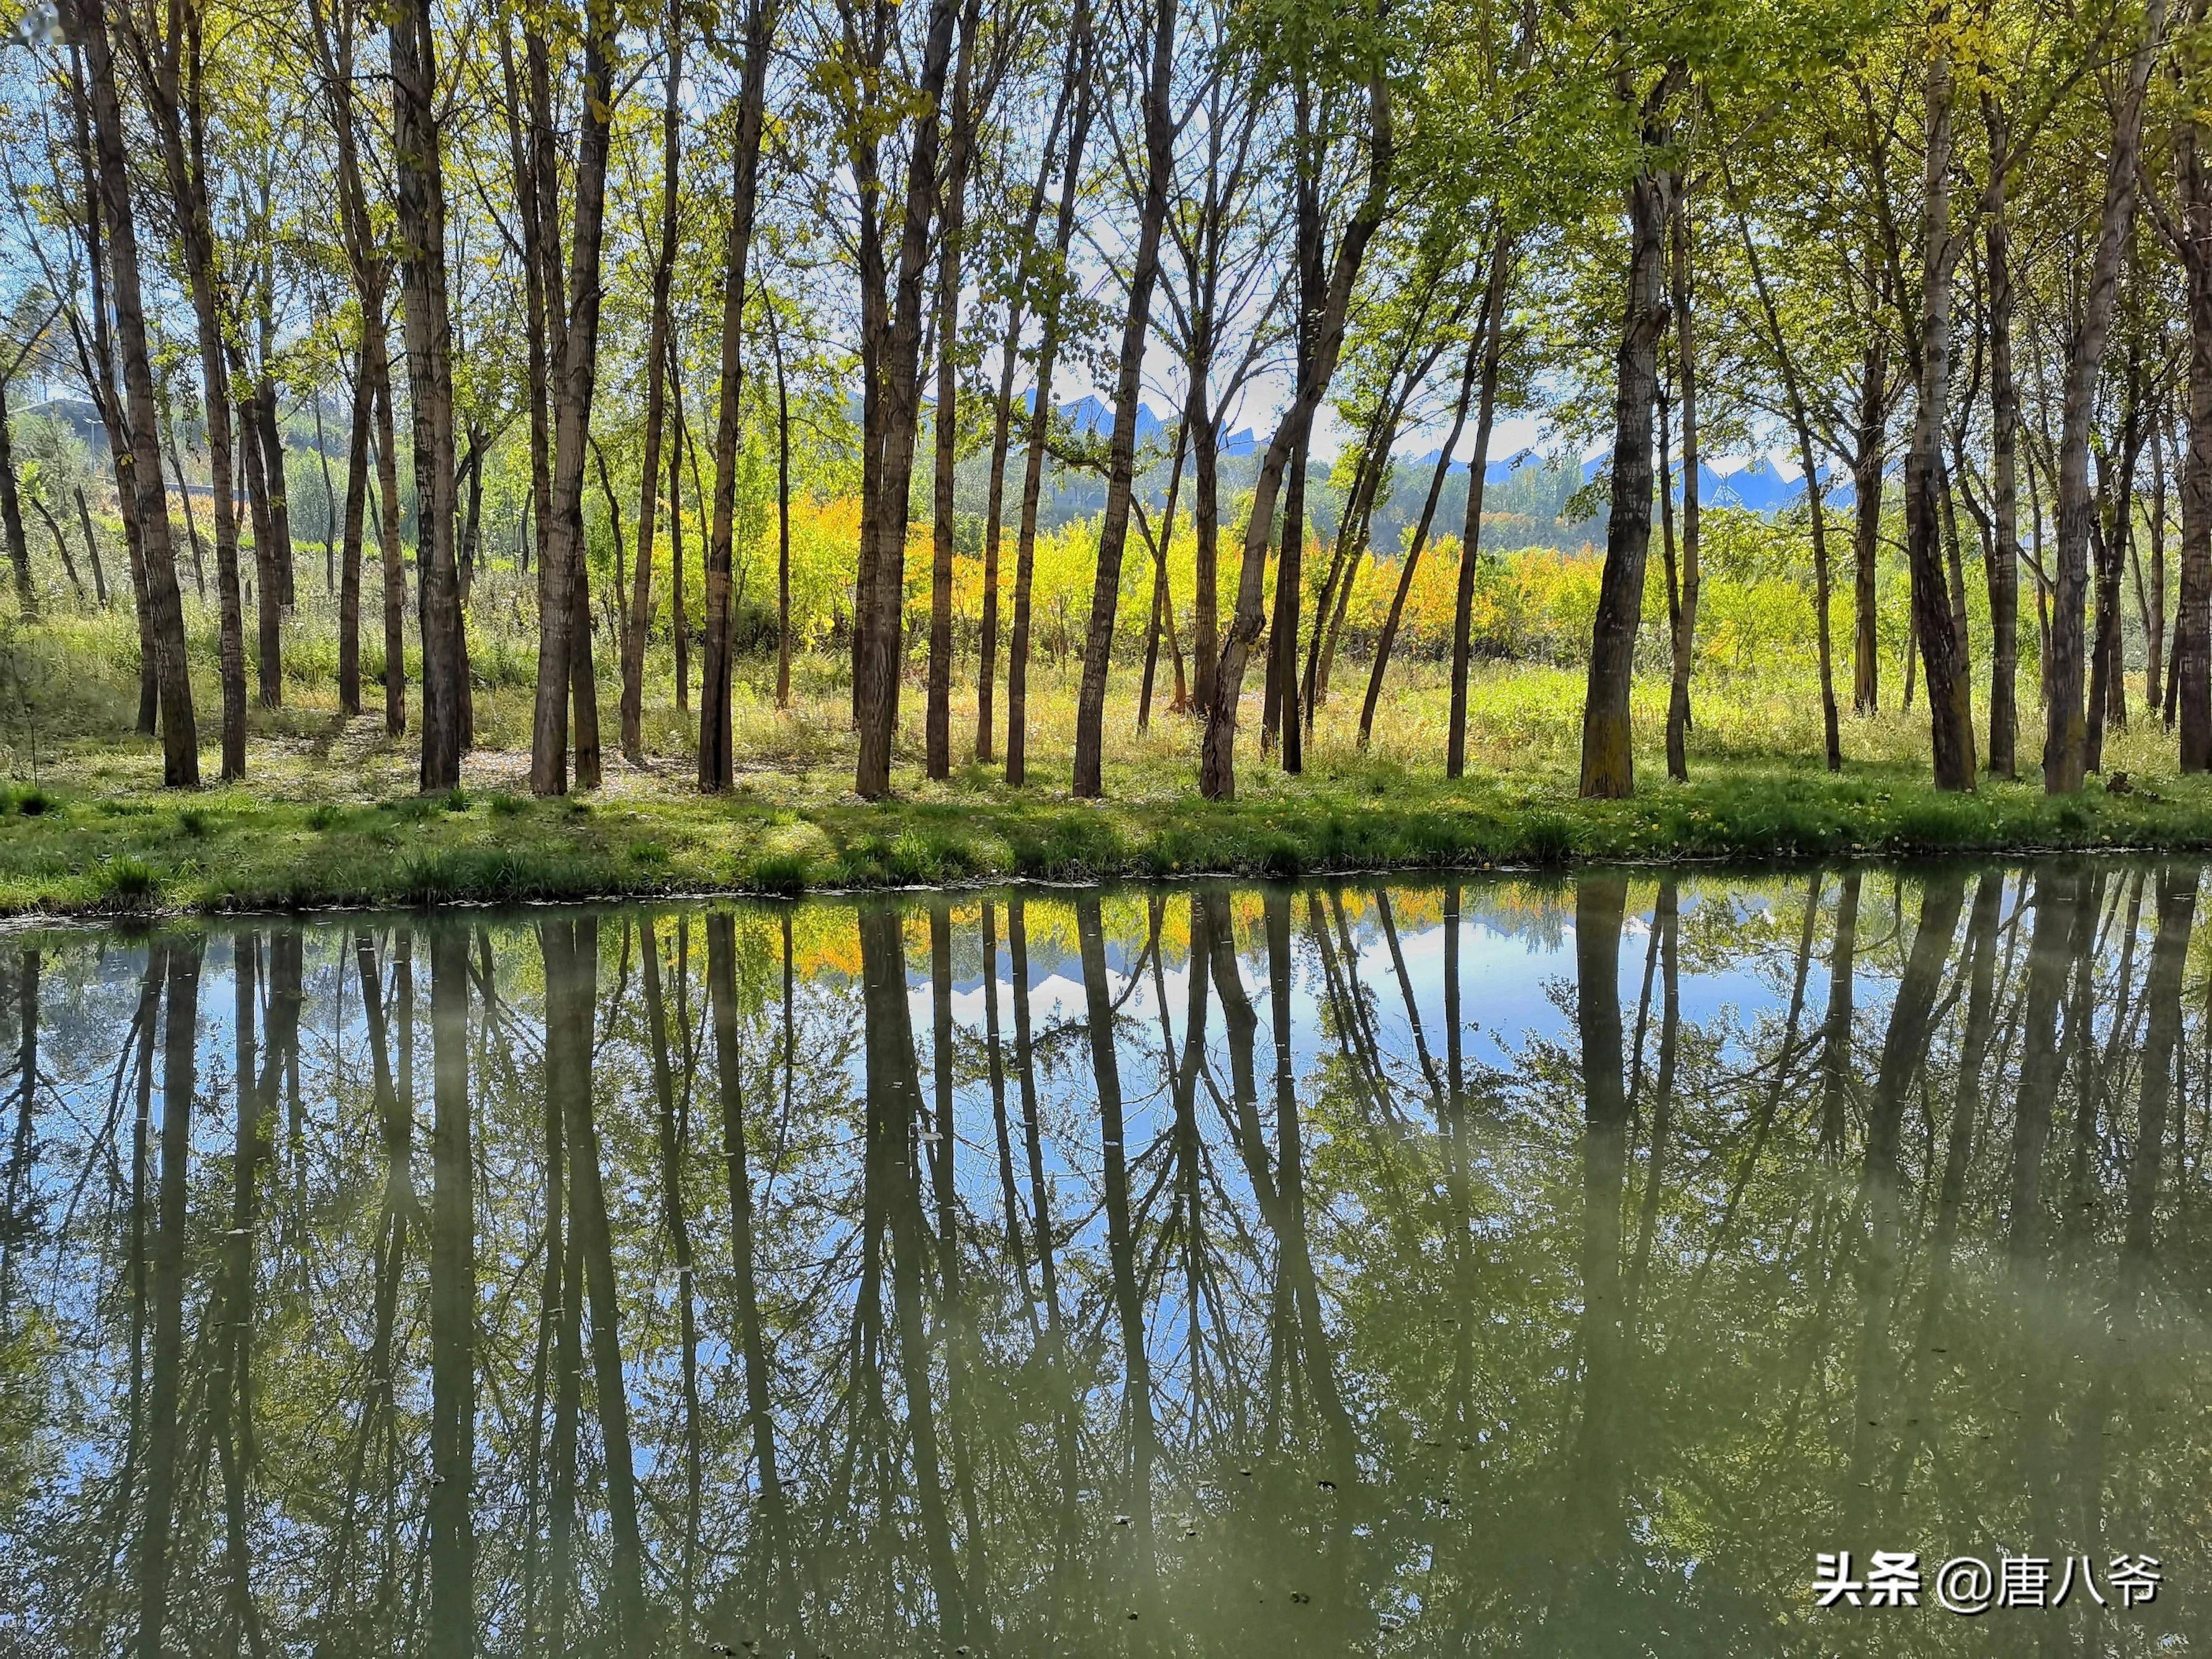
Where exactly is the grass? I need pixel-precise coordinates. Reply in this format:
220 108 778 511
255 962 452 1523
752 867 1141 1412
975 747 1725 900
0 596 2204 918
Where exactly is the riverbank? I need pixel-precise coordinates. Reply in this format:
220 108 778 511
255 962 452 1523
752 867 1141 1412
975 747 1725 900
8 739 2208 919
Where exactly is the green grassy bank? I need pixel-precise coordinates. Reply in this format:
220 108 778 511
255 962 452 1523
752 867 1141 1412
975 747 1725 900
6 750 2207 920
4 618 2207 917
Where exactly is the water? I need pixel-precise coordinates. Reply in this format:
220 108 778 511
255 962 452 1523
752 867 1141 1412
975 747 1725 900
0 864 2203 1655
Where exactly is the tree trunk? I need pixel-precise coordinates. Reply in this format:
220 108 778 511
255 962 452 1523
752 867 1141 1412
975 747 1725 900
1188 395 1219 719
527 18 616 795
389 0 464 789
237 356 283 708
1201 73 1391 800
697 0 774 791
1729 175 1841 769
1137 425 1188 727
1985 98 2020 776
1663 188 1700 781
0 378 31 617
768 301 792 710
2142 412 2168 713
66 0 196 785
670 332 691 711
1850 339 1886 713
622 0 683 763
926 0 982 781
2045 0 2164 792
33 499 81 602
306 0 400 732
1906 36 1976 792
257 374 295 608
1265 84 1325 776
144 51 248 778
457 438 479 750
75 489 106 607
850 0 966 799
372 349 406 734
2176 72 2212 769
1007 12 1095 786
975 76 1072 760
1311 445 1379 714
1266 426 1306 766
315 381 338 597
64 39 156 709
156 398 205 601
1448 230 1514 777
1579 78 1677 801
2090 387 2148 768
258 380 294 686
339 352 369 712
1070 0 1177 797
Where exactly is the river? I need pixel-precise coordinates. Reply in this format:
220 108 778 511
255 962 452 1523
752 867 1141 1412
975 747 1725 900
0 862 2201 1653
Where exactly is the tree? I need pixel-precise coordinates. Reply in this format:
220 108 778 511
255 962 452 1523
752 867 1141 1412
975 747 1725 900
698 0 777 792
118 0 251 777
1069 0 1178 797
1003 1 1095 786
60 0 196 786
1579 65 1681 800
388 0 465 789
621 0 685 763
1201 26 1392 802
1901 11 1976 793
2044 0 2166 792
526 2 621 797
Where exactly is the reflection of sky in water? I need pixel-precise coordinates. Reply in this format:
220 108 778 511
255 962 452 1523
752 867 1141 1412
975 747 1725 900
921 887 1865 1104
14 867 2208 1655
896 885 1911 1303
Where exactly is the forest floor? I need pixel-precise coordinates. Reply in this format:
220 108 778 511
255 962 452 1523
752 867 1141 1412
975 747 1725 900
0 627 2204 917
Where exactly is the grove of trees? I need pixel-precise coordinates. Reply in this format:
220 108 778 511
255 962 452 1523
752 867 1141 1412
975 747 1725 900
0 0 2203 802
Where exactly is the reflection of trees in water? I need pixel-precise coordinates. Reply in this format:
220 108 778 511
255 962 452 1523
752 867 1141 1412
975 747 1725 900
0 866 2206 1653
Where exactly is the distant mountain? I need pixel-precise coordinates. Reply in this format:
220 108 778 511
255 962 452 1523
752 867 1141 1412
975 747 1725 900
1016 390 1168 443
1013 392 1259 456
1392 445 1864 515
21 397 106 452
1399 446 1548 485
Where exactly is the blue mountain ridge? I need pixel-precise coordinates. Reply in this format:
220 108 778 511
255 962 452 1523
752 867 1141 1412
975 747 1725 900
1400 446 1863 512
988 393 1861 515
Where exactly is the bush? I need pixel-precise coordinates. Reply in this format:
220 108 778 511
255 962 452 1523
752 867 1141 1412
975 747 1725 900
93 857 159 909
749 852 811 896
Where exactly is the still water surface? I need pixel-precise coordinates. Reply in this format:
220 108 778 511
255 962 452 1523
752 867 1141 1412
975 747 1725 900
0 864 2205 1654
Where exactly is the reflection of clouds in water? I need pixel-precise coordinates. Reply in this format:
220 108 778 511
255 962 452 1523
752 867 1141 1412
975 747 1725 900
3 866 2203 1657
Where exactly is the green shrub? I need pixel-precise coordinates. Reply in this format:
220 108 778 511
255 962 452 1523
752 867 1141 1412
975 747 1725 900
94 856 158 909
749 852 810 896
